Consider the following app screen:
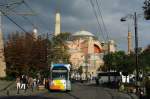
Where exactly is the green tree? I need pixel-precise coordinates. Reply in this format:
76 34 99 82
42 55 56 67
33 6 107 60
120 53 135 83
4 32 72 78
139 45 150 74
103 51 126 71
48 32 71 64
4 32 48 77
143 0 150 20
103 51 135 83
103 51 135 74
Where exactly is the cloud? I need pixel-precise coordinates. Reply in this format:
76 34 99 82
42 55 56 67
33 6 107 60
1 0 149 51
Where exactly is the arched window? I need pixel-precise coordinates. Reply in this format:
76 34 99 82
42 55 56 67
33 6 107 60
94 44 102 53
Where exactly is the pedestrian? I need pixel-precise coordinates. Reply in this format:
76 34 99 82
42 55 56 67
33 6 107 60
139 88 144 99
33 78 37 88
21 75 27 92
28 76 34 92
20 75 24 89
95 77 99 85
16 76 21 94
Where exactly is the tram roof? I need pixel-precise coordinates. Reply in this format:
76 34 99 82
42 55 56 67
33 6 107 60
51 64 71 70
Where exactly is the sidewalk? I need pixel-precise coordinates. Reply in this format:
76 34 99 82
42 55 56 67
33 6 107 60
0 80 47 96
83 81 139 99
0 80 15 92
103 88 138 99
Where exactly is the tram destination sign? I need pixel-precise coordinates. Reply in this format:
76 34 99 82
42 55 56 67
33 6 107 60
52 70 67 73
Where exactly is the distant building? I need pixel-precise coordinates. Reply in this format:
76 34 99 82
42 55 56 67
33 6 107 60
66 30 105 78
52 11 117 79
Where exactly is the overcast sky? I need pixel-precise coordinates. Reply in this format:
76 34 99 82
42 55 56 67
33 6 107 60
0 0 150 52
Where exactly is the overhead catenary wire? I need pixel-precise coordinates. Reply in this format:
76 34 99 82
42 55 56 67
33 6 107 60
22 0 50 33
0 0 24 14
0 9 33 38
3 5 35 27
0 1 36 33
0 0 24 7
95 0 110 41
1 0 52 35
1 0 66 40
22 0 35 13
19 0 36 27
88 0 106 42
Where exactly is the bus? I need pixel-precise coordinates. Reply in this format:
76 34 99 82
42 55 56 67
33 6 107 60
49 64 71 91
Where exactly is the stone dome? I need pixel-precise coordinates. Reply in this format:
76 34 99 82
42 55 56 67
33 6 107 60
72 30 95 37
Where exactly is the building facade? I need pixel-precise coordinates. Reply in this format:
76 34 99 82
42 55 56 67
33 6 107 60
66 30 105 80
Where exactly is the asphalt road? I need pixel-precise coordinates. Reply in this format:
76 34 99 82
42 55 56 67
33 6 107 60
0 83 136 99
42 83 111 99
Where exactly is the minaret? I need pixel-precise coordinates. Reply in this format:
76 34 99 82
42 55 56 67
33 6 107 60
108 40 116 53
127 31 132 54
54 11 61 36
0 12 6 77
32 27 38 40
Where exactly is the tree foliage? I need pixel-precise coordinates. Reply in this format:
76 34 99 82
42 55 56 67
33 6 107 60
139 45 150 74
103 44 150 76
4 32 47 76
103 51 135 75
48 32 71 64
143 0 150 20
4 32 71 77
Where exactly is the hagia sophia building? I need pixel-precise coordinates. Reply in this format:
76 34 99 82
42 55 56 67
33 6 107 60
54 12 116 79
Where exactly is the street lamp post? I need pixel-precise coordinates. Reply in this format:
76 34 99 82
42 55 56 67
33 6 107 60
134 12 139 84
121 12 139 86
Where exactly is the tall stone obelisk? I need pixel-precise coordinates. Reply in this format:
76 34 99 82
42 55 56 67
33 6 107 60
0 12 6 78
54 11 61 36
